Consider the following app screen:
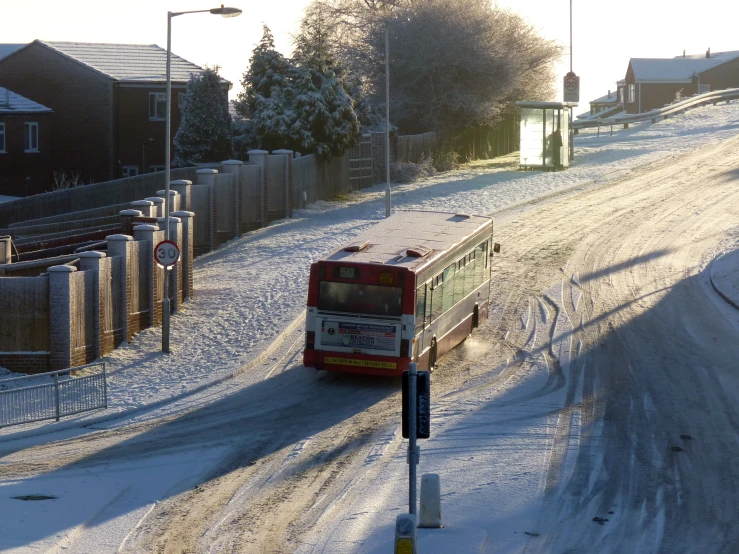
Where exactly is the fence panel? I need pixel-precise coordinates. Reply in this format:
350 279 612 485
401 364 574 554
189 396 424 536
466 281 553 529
0 166 217 229
0 275 50 352
293 155 318 207
214 174 236 235
0 363 107 428
397 132 437 163
348 135 373 191
266 155 286 220
240 164 262 230
190 184 211 255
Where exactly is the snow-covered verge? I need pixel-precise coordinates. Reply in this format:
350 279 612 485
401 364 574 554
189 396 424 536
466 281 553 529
2 100 739 440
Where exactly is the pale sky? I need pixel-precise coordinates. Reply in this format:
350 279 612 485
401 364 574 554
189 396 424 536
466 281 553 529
4 0 739 115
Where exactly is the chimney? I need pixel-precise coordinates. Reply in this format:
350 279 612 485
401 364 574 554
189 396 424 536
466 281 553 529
683 49 686 58
706 47 711 58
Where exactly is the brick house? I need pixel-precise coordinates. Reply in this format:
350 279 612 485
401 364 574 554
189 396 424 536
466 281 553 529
624 49 739 114
0 40 231 186
0 87 53 196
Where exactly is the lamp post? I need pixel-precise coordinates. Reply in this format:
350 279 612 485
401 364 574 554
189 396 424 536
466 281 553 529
163 4 242 353
142 137 153 174
384 9 392 218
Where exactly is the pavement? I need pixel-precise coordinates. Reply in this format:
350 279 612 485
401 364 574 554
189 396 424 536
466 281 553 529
709 249 739 311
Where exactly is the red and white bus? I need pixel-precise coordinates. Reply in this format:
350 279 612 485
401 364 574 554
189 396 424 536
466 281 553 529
303 211 497 376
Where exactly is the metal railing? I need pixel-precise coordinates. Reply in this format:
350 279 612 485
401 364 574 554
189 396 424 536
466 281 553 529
573 87 739 130
0 362 107 428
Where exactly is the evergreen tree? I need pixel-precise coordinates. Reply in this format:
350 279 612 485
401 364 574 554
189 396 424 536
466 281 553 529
291 4 361 159
235 25 297 151
174 67 232 166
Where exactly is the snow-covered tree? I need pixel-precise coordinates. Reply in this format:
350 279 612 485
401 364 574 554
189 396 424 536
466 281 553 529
174 67 232 166
234 26 296 151
290 4 361 159
306 0 562 138
235 26 292 118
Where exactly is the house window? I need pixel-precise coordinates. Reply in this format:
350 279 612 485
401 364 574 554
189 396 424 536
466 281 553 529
0 123 5 153
627 84 635 104
24 122 39 152
149 92 166 120
618 86 624 104
122 165 139 177
178 92 186 110
149 165 165 173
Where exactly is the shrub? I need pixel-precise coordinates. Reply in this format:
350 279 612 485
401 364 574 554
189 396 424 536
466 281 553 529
433 149 459 172
390 155 437 183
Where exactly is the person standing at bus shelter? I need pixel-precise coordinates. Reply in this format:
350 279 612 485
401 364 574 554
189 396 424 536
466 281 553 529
550 127 563 169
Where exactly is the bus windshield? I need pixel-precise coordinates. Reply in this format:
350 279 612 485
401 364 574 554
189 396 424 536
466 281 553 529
318 282 403 317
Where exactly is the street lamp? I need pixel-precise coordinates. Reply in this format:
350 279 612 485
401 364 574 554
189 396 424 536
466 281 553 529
384 10 392 218
142 137 153 174
163 4 242 353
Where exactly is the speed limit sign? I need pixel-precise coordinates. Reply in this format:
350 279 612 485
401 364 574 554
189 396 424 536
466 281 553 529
563 73 580 102
155 240 180 268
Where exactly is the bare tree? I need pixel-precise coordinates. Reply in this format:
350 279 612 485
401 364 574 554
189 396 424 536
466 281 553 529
302 0 562 141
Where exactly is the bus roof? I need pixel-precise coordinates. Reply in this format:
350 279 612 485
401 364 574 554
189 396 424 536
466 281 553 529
324 211 492 271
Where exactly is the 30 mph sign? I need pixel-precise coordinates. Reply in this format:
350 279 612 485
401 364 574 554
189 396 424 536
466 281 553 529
563 73 580 103
155 240 180 268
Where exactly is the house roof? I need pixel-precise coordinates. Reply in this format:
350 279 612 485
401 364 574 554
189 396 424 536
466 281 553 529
0 44 25 62
592 91 618 104
630 50 739 82
0 87 53 114
19 40 222 84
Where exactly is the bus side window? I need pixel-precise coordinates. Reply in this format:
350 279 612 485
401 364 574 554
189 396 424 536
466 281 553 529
415 284 426 334
454 257 465 304
431 274 444 321
474 242 485 286
442 264 455 313
465 250 475 295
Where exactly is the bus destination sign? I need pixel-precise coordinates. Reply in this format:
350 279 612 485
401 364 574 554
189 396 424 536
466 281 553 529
335 266 359 280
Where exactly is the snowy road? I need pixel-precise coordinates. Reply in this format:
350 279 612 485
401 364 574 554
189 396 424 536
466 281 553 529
2 125 739 552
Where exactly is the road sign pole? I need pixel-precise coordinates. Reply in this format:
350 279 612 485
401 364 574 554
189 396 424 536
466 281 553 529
155 239 180 354
408 361 418 515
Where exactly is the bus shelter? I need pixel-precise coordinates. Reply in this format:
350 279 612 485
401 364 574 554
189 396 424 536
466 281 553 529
516 101 577 170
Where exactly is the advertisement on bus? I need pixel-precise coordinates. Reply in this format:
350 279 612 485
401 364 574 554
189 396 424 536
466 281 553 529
318 319 400 355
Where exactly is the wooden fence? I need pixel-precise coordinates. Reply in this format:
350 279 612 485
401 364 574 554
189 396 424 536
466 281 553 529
397 132 438 164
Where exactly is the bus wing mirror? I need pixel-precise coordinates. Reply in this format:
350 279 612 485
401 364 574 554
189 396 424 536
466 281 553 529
492 243 501 254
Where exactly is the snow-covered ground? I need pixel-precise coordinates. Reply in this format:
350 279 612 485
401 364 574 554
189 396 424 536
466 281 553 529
2 100 739 553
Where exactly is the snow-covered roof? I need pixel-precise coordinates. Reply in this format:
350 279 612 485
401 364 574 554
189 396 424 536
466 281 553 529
0 87 53 114
516 101 579 109
631 51 739 82
0 43 25 62
16 40 220 84
591 91 618 104
325 210 492 271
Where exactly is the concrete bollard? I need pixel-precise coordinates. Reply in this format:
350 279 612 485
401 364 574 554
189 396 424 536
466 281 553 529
394 513 417 554
418 474 443 528
145 196 165 218
132 200 155 218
